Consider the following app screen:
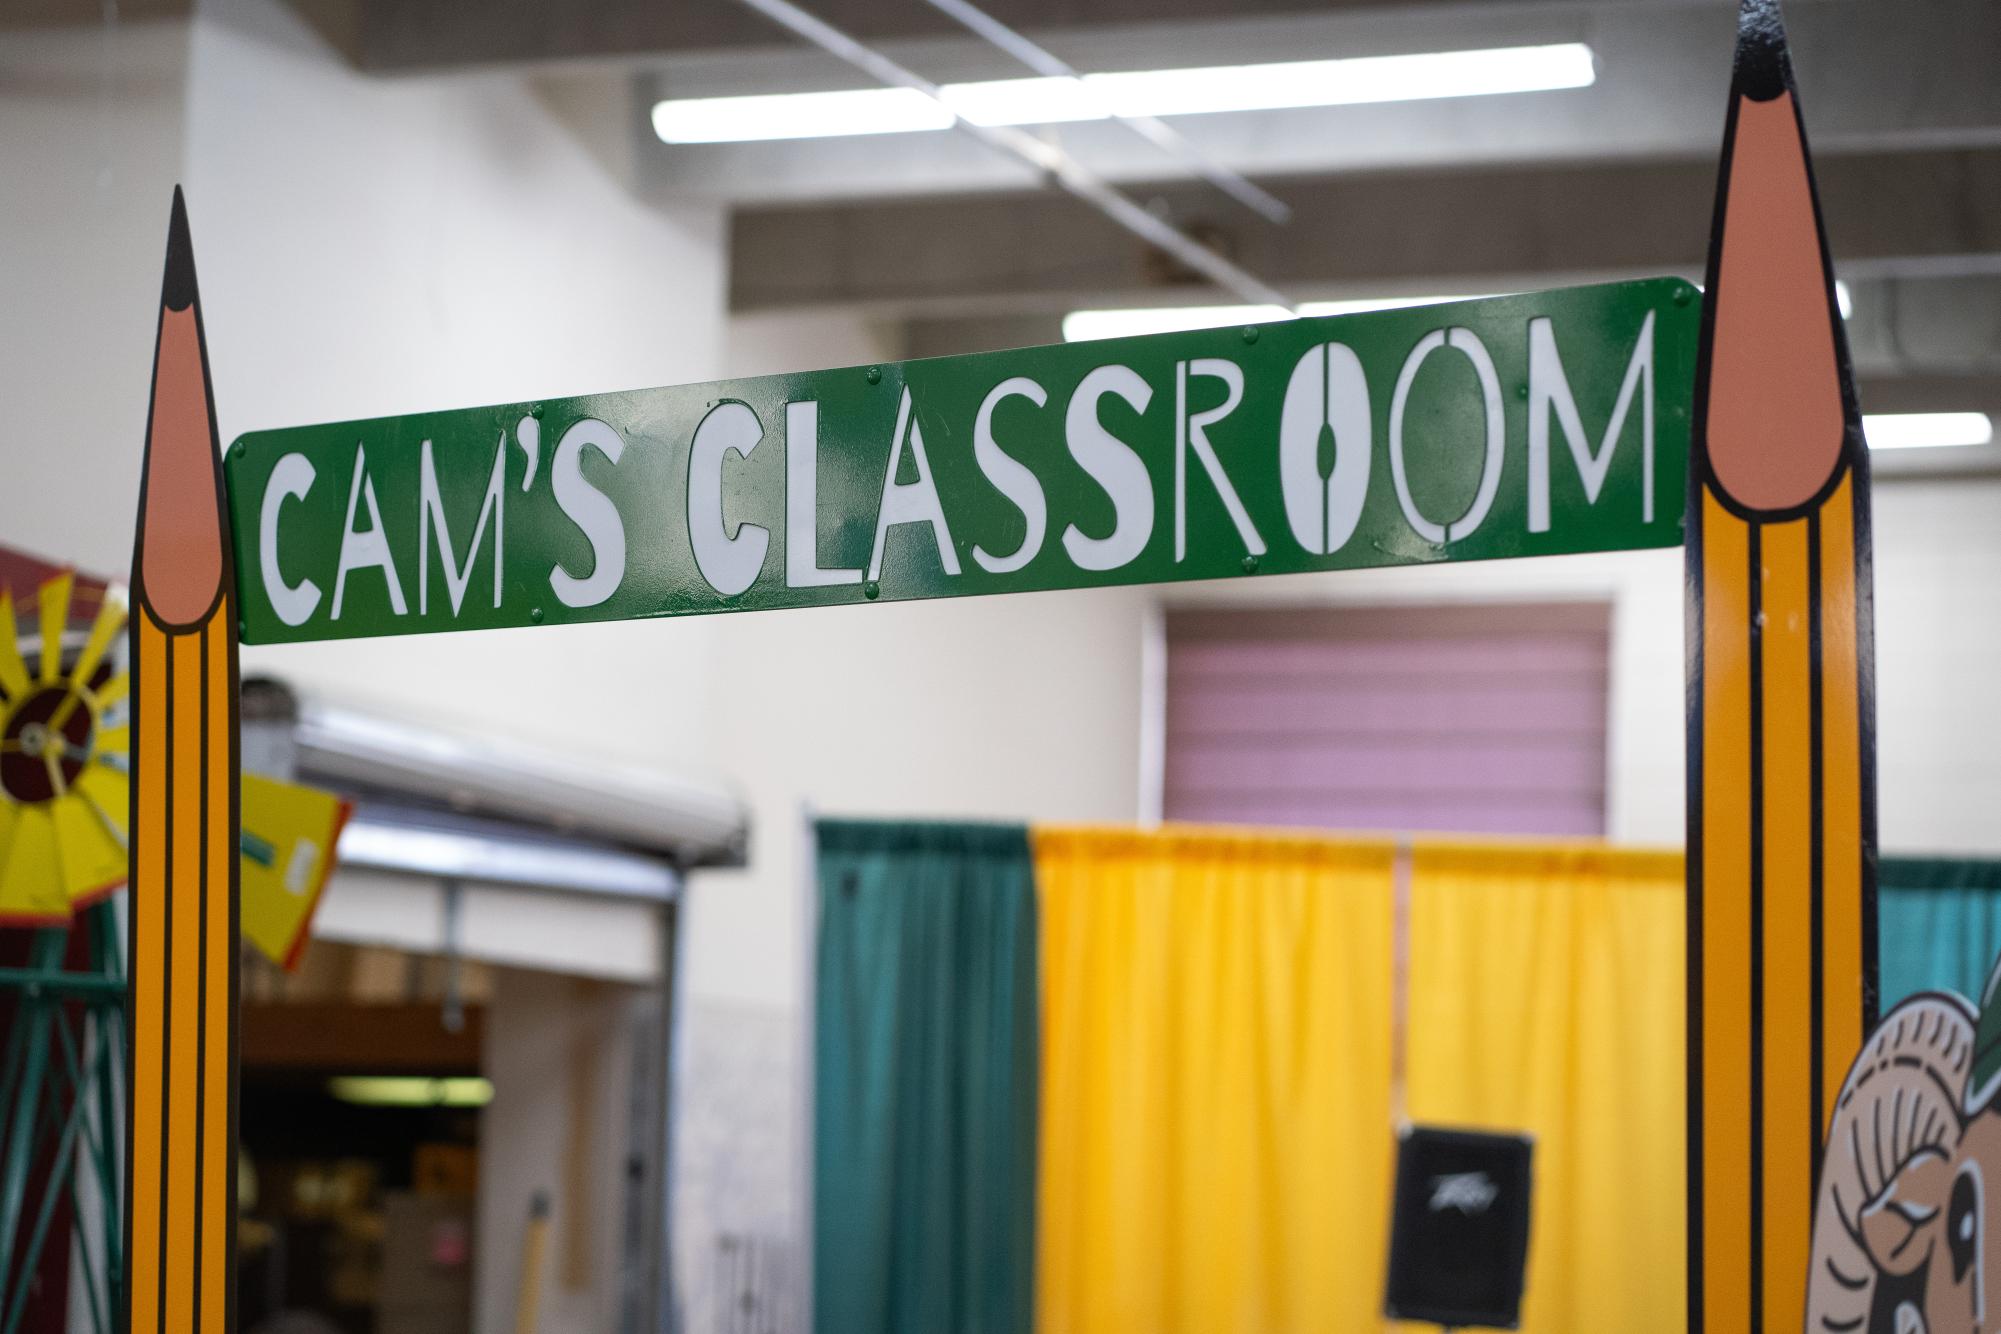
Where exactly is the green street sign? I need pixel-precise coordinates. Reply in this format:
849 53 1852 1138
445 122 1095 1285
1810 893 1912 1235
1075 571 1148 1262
226 278 1697 644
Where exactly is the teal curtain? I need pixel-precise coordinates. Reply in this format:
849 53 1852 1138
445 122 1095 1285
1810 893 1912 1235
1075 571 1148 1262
813 820 1037 1334
1879 857 2001 1008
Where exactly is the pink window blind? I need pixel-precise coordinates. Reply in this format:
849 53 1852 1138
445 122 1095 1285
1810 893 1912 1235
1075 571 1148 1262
1162 604 1612 837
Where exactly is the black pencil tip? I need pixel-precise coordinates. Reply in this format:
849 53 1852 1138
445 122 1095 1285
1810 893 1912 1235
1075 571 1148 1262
1736 0 1793 102
162 186 197 313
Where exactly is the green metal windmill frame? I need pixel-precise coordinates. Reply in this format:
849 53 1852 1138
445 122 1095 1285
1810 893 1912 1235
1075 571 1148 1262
0 901 126 1334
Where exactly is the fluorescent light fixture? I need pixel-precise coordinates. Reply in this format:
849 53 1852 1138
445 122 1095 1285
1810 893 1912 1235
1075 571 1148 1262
328 1076 495 1109
654 87 952 143
1863 412 1994 451
943 75 1105 127
653 43 1596 144
1062 295 1490 343
1083 44 1594 119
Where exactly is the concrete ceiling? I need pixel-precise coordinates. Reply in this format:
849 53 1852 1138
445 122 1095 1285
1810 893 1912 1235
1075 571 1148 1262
5 0 186 28
321 0 2001 416
322 0 1614 71
729 150 2001 313
642 1 2001 204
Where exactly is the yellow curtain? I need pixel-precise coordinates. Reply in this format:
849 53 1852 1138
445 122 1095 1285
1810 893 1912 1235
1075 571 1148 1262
1033 827 1686 1334
1406 841 1685 1334
1033 826 1397 1334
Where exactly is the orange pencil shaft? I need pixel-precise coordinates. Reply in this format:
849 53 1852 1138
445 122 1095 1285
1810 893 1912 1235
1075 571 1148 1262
128 189 238 1334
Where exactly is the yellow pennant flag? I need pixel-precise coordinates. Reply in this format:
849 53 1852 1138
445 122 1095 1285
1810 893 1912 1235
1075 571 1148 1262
240 771 351 971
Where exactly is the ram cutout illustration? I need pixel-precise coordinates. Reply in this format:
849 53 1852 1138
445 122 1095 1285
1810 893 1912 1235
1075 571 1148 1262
1808 960 2001 1334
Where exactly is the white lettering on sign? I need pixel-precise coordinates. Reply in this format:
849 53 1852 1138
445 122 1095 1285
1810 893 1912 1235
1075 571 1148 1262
332 443 407 619
688 403 769 598
418 432 507 616
1389 327 1505 545
514 415 540 492
239 295 1677 636
259 451 322 627
549 418 630 608
867 387 959 582
1175 357 1263 563
1528 309 1657 531
785 400 863 589
1061 364 1154 572
970 377 1049 576
1278 342 1373 557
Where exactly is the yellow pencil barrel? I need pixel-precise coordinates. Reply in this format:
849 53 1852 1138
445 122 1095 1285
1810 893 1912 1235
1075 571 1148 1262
1696 489 1870 1332
129 606 237 1334
127 620 167 1334
1697 493 1754 1334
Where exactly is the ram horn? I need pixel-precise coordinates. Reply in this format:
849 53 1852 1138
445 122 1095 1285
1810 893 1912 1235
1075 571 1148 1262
1807 994 1975 1334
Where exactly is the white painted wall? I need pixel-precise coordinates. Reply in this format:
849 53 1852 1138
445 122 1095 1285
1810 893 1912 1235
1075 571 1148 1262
182 0 729 776
0 19 190 579
725 308 906 380
1874 474 2001 855
170 9 733 1330
0 13 734 1326
2 27 188 1332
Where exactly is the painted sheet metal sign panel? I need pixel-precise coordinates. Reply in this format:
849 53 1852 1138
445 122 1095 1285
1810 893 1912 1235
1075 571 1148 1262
227 279 1697 644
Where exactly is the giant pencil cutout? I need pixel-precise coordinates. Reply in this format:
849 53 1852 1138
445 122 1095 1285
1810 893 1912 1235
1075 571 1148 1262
1687 3 1877 1331
126 188 239 1334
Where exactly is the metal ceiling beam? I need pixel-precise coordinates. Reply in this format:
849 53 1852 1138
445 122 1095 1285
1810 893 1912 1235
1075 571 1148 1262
724 0 1297 309
915 0 1291 224
730 148 2001 316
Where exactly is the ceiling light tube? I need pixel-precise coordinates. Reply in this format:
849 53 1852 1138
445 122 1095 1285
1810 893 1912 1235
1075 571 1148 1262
1082 44 1594 119
653 43 1596 144
1862 413 1995 451
652 86 949 143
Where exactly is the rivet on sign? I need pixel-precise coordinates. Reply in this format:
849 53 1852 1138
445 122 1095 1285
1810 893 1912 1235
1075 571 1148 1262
866 366 883 385
1241 554 1260 575
231 441 244 458
1518 383 1531 400
1242 326 1259 345
1674 286 1695 307
237 621 248 637
531 607 545 624
863 581 881 600
530 404 545 419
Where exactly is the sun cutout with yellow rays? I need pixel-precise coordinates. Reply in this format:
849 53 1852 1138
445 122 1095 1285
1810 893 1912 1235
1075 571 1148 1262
0 571 131 924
